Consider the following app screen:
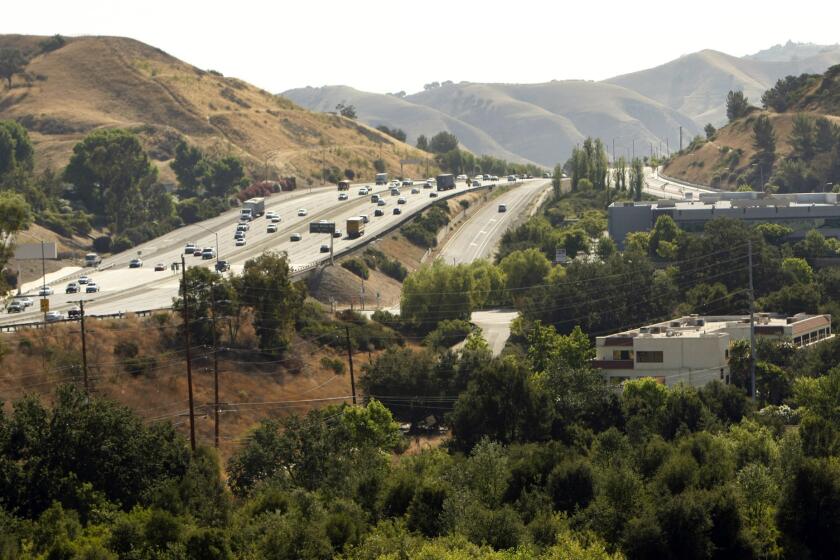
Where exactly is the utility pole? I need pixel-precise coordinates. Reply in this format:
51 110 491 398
80 299 88 391
210 278 220 449
345 326 357 405
748 241 756 401
180 255 197 451
41 240 47 324
679 126 683 152
632 139 635 161
612 138 615 164
666 138 670 157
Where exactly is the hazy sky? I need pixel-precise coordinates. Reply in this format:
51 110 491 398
4 0 840 94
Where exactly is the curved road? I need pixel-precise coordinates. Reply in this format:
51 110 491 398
438 179 551 265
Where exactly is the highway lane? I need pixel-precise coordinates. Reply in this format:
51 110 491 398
438 180 551 265
643 167 716 200
4 179 537 323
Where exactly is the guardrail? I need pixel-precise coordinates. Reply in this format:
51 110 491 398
0 307 171 333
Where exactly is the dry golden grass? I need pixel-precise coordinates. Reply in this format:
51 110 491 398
664 111 840 187
0 311 380 460
0 35 434 186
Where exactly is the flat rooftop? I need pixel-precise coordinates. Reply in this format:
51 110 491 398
612 192 840 211
600 313 828 340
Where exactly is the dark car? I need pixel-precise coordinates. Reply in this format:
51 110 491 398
215 260 230 272
393 207 402 215
374 208 384 217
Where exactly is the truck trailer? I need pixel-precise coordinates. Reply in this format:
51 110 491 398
241 197 266 220
375 173 388 185
436 173 456 191
346 217 365 238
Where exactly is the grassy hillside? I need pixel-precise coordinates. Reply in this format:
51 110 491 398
663 65 840 189
0 34 432 185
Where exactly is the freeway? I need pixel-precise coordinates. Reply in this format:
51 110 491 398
4 178 536 325
644 167 717 200
438 179 551 265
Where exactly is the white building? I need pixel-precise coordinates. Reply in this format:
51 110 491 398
593 313 833 387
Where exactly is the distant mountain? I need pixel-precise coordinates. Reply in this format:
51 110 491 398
745 40 840 62
283 43 840 168
606 47 840 125
285 81 698 167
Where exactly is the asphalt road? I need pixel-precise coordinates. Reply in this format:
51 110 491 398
4 178 538 325
438 180 551 265
644 168 716 200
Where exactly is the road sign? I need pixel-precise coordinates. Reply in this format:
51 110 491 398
40 298 49 312
309 221 336 234
555 248 568 264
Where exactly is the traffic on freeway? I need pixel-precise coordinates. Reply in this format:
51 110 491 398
3 176 534 325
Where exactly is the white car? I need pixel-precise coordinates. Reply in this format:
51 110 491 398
457 174 467 181
267 224 278 233
358 187 369 196
38 286 53 296
85 283 100 293
266 211 278 220
235 238 246 246
15 296 34 308
129 258 143 268
398 197 407 204
271 215 281 223
297 208 308 216
338 193 349 201
290 233 302 241
45 311 64 322
78 275 91 285
7 301 23 313
184 243 197 254
473 180 482 187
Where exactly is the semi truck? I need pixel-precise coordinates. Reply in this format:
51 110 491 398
375 173 388 185
240 197 266 220
346 217 365 238
337 180 350 191
436 173 456 191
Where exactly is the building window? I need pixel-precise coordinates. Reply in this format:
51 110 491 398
613 350 633 360
636 351 664 363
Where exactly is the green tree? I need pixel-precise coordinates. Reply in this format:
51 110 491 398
207 155 246 198
596 237 617 260
171 141 210 197
0 120 35 178
449 359 553 452
428 131 459 154
630 157 644 201
781 257 814 284
416 134 429 151
790 113 815 161
498 248 551 292
752 115 776 188
336 103 357 119
0 48 26 89
63 128 157 233
704 123 716 140
235 252 305 355
815 117 838 154
726 90 750 122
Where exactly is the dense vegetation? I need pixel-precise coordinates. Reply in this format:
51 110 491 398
419 131 544 178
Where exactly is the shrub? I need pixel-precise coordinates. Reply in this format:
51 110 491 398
362 248 408 281
93 236 112 254
424 319 474 348
320 356 346 375
111 236 133 253
341 258 369 279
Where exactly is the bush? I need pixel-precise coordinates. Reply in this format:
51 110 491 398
424 319 474 348
111 236 133 253
373 159 386 173
320 356 346 375
341 258 369 279
362 248 408 281
93 236 112 254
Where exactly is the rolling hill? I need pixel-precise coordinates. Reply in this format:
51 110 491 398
0 34 432 186
284 42 840 168
606 46 840 126
663 64 840 188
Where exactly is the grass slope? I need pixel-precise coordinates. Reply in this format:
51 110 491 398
0 35 432 185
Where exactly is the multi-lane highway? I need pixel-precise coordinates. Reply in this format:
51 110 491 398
438 180 551 265
644 167 717 200
4 178 537 325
